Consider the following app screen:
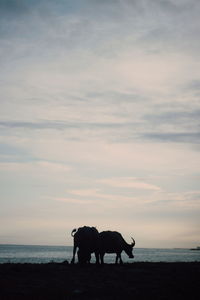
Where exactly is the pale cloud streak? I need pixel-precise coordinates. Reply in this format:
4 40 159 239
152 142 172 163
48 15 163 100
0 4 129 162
0 161 70 173
68 188 144 204
98 177 161 191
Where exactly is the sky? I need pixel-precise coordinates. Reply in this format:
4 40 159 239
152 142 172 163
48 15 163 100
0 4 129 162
0 0 200 248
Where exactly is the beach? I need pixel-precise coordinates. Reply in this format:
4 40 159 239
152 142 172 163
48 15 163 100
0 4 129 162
0 262 199 299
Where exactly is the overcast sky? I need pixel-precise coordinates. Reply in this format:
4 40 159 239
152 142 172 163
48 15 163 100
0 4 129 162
0 0 200 248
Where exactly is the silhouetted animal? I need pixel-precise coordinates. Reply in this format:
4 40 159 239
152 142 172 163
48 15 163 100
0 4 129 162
99 231 135 264
71 226 99 264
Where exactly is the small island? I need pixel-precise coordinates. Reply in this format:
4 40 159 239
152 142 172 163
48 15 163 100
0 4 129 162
190 246 200 250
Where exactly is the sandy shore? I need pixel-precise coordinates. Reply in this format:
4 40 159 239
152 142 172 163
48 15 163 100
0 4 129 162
0 262 199 299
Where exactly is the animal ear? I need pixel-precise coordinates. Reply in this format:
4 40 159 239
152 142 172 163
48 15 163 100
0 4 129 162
131 237 135 247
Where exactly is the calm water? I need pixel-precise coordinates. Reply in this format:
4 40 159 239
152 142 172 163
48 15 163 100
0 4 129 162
0 245 200 264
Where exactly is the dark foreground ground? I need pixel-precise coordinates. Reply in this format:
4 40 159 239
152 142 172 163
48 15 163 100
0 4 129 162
0 262 199 300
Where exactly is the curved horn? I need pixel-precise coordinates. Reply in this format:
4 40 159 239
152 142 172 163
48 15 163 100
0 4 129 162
71 228 77 237
131 237 135 247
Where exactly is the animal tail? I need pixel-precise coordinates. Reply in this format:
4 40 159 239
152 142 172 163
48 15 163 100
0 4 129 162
131 237 136 247
71 228 77 237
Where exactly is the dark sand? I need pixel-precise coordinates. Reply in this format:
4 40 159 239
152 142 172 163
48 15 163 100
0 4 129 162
0 262 199 299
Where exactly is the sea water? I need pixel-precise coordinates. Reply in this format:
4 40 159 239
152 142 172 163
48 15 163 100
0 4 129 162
0 244 200 264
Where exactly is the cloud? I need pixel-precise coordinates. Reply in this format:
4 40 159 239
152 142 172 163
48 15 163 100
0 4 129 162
0 0 200 247
55 197 94 205
1 0 200 148
1 102 200 145
0 160 70 173
53 190 148 208
98 177 161 191
51 188 200 226
0 143 28 157
142 132 200 144
165 191 200 209
69 189 101 197
68 189 139 203
0 120 138 131
141 190 200 211
144 109 200 124
0 0 29 15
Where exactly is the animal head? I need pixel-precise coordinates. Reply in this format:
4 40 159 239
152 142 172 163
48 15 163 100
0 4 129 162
125 238 135 258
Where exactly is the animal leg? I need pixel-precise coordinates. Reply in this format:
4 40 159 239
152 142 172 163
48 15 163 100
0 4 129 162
115 254 119 264
100 253 105 264
115 253 123 264
95 251 100 264
71 245 77 264
119 254 123 264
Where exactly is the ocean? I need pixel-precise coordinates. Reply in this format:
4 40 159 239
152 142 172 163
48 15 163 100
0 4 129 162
0 244 200 264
